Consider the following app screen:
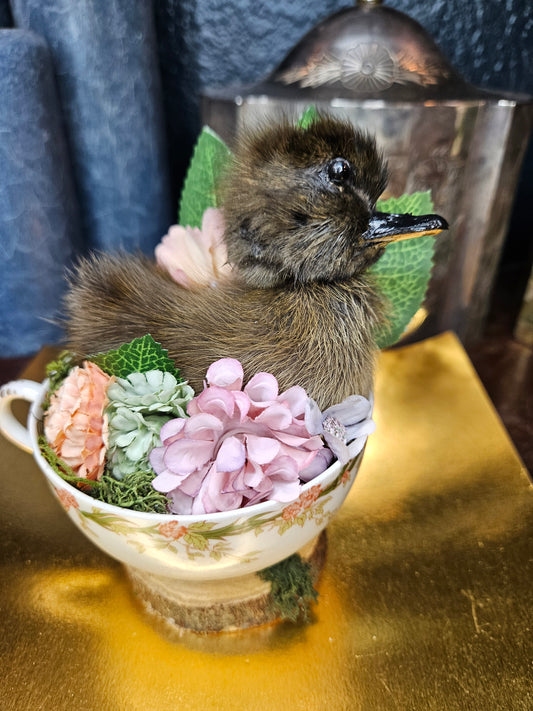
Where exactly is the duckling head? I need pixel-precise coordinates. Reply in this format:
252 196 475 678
222 115 447 288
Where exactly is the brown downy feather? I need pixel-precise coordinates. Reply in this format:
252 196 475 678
65 115 390 409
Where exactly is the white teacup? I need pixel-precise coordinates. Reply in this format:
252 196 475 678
0 378 365 582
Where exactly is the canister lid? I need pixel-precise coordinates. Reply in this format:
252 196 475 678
269 0 477 100
204 0 532 105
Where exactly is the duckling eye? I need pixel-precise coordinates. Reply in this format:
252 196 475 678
327 158 353 186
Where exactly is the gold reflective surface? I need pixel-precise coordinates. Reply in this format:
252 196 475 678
1 333 532 710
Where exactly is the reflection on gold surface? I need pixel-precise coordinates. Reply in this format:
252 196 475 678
21 567 354 710
1 334 532 710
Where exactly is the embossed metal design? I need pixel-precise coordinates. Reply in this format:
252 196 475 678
279 42 448 91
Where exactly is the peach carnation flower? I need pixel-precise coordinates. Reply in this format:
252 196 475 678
155 207 231 288
44 362 112 481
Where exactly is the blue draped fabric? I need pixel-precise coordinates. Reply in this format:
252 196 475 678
0 30 82 356
1 0 173 357
0 1 11 26
10 0 173 254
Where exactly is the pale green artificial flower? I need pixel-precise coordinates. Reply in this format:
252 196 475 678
106 407 172 478
105 370 194 480
106 370 194 416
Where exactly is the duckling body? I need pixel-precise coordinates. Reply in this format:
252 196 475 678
65 116 445 409
67 255 381 409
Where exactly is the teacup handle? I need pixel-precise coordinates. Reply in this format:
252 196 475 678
0 380 42 454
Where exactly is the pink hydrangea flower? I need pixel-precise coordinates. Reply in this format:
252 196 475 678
150 359 329 514
44 362 112 481
155 207 231 288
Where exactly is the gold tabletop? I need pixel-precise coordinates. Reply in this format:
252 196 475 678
1 333 532 710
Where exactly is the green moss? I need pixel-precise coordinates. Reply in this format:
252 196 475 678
258 553 318 623
38 436 170 514
39 434 89 483
97 469 170 513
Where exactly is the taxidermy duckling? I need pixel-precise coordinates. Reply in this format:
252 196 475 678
65 116 447 410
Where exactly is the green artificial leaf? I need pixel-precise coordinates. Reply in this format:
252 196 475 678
370 191 436 349
298 105 320 128
178 126 231 228
378 190 434 218
91 334 181 380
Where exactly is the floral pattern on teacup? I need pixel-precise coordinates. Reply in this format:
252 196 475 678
54 487 79 511
51 451 362 568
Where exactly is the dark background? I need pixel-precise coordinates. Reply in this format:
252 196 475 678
1 0 531 310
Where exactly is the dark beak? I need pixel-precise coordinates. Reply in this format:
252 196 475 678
363 211 448 245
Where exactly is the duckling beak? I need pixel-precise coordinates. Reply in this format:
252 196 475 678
363 212 448 245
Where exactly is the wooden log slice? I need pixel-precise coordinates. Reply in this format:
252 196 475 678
126 530 327 633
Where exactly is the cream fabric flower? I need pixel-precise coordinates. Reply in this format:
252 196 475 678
155 207 231 288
